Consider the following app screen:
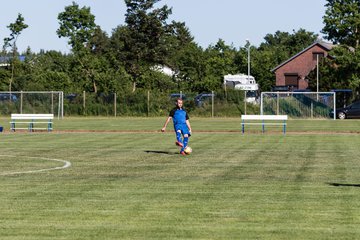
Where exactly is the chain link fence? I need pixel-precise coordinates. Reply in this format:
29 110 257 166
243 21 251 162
0 90 261 117
0 91 63 118
261 91 336 119
63 89 259 117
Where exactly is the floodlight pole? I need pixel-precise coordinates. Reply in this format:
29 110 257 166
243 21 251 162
316 54 319 100
247 39 250 81
245 39 250 115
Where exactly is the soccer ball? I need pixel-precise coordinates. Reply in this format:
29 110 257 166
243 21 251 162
184 146 192 155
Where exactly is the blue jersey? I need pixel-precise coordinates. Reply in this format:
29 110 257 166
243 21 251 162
169 107 190 136
169 107 189 126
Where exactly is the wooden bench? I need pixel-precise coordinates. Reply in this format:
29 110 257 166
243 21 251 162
241 115 288 134
10 114 54 132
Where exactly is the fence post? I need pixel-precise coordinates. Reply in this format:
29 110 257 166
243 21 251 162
83 91 86 115
59 92 63 119
333 93 336 120
114 92 117 117
244 90 247 115
51 91 54 114
147 90 150 117
276 92 280 115
260 92 263 115
224 84 227 101
212 90 214 118
20 90 23 114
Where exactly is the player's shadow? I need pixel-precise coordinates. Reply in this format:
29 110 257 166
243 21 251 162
327 182 360 187
144 150 178 155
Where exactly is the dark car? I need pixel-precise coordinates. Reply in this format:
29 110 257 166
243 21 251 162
170 93 187 100
194 93 215 107
65 93 77 102
0 93 17 102
330 100 360 119
271 86 290 92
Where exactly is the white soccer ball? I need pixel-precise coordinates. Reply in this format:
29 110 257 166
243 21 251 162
184 146 192 155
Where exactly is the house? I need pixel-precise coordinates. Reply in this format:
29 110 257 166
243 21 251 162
152 65 176 77
0 55 26 67
0 56 10 67
271 41 334 90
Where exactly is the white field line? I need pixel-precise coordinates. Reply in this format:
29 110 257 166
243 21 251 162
0 155 71 176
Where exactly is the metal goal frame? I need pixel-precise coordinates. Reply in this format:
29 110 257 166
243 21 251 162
0 91 64 119
260 91 336 120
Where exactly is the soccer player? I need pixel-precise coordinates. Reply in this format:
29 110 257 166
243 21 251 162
161 98 192 155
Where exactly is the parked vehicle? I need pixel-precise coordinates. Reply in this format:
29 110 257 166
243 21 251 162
271 86 290 92
194 93 215 107
65 93 77 102
169 93 187 100
0 93 17 102
330 100 360 119
224 74 259 103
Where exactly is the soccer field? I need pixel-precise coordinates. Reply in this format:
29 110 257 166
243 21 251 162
0 117 360 239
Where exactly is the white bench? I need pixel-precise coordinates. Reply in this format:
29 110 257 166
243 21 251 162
10 114 54 132
241 115 288 134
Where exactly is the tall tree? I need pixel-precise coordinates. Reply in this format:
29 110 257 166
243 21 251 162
165 21 194 69
321 0 360 96
260 29 318 61
174 42 205 92
57 1 96 52
322 0 360 48
161 21 198 89
201 39 237 91
89 27 110 56
3 13 28 92
57 2 104 93
122 0 173 91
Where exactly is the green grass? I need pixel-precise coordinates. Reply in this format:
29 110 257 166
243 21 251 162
0 117 360 239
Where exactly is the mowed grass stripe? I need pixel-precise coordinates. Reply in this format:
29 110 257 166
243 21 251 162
0 119 360 239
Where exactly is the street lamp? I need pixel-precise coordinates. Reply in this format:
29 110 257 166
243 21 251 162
239 39 251 77
316 54 319 100
246 39 250 80
244 39 250 114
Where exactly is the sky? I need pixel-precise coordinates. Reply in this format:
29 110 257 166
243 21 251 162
0 0 328 54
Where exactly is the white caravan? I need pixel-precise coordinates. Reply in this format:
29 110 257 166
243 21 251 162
224 74 259 103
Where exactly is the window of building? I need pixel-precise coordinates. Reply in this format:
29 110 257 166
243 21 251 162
313 52 324 60
284 73 298 87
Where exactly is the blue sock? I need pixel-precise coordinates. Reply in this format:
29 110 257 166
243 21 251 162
176 131 182 143
183 137 189 149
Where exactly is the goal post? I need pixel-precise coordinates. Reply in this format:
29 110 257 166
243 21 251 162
260 91 336 120
0 91 64 119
